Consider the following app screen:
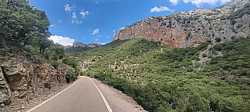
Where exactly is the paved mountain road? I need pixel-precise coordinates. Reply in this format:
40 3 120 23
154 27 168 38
27 77 143 112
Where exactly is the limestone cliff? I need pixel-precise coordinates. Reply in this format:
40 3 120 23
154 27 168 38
114 0 250 48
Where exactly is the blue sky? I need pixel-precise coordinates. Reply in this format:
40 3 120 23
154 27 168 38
30 0 230 46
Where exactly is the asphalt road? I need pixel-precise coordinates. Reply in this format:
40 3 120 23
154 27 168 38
27 77 111 112
26 77 143 112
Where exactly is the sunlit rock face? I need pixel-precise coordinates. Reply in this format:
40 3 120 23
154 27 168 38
0 49 69 111
114 0 250 48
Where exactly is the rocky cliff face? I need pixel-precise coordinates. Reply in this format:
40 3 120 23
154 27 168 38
0 49 68 111
114 0 250 48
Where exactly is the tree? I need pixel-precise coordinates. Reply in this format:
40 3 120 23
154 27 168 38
45 45 65 61
0 0 50 49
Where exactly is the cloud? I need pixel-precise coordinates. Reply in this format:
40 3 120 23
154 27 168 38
70 10 89 24
170 0 178 5
170 0 231 6
64 4 89 24
120 27 125 30
64 4 72 12
91 28 100 36
49 24 55 28
150 6 171 13
80 10 89 18
71 12 84 24
49 35 75 46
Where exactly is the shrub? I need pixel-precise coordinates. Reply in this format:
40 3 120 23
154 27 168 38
62 57 79 69
65 67 77 83
74 38 250 112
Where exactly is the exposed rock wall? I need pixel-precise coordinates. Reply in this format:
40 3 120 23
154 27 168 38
0 67 11 112
114 0 250 48
0 49 68 111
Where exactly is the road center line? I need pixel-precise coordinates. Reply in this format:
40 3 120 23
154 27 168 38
88 77 113 112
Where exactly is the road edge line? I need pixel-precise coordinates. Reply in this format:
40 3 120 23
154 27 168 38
26 80 78 112
88 77 113 112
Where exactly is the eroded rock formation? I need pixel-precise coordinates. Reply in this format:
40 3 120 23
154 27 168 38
0 49 68 111
114 0 250 48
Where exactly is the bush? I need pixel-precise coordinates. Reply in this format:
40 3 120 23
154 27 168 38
65 67 78 83
74 38 250 112
50 61 60 69
62 57 79 69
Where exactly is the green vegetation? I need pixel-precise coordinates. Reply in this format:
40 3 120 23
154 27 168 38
0 0 78 83
0 0 50 52
1 0 249 111
62 56 79 69
76 38 250 112
0 0 61 61
65 67 77 83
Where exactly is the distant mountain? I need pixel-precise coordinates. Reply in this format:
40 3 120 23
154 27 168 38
73 41 88 48
72 41 101 48
114 0 250 48
64 41 101 54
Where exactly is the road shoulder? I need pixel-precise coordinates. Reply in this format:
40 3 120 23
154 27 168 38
92 78 145 112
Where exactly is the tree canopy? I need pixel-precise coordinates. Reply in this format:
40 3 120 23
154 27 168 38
0 0 50 52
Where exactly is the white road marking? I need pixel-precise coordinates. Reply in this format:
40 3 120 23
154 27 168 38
26 76 113 112
88 77 113 112
26 80 78 112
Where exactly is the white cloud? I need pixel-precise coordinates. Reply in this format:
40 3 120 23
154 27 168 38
170 0 178 5
120 27 125 30
170 0 231 6
64 4 89 24
71 12 84 24
49 24 55 28
70 10 89 24
91 28 100 36
99 42 108 45
64 4 72 12
150 6 171 13
49 35 75 46
72 12 77 19
80 10 89 18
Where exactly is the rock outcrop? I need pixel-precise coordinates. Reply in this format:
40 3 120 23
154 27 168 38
0 67 11 112
0 48 68 111
114 0 250 48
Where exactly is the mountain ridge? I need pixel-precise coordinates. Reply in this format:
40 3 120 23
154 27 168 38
114 0 250 48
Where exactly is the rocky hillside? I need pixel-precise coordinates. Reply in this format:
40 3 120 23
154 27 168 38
114 0 250 48
0 48 73 112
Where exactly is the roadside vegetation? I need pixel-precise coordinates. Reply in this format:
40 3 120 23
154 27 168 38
77 38 250 112
0 0 78 83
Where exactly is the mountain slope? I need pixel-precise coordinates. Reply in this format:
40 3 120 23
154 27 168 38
114 0 250 48
78 38 250 112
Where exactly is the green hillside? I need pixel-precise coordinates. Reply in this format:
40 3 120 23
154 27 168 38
77 38 250 112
